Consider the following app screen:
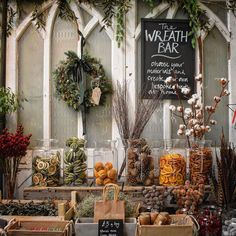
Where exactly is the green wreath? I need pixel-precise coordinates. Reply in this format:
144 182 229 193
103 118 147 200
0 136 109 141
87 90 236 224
53 51 112 112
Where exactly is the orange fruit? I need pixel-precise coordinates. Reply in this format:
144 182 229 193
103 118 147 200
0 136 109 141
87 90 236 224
103 178 112 185
105 162 113 170
98 169 107 179
107 168 117 180
94 162 104 172
96 177 103 186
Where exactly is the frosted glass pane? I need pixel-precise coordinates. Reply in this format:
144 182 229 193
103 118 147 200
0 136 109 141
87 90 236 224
204 27 229 144
137 1 150 24
85 25 112 146
137 34 164 140
18 25 43 139
79 7 93 26
51 17 78 146
205 3 227 25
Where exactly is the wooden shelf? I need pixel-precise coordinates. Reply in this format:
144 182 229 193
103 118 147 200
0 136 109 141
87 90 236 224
23 185 211 200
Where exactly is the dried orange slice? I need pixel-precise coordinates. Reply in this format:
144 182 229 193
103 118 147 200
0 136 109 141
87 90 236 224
40 181 47 187
163 164 173 173
32 174 40 185
169 175 177 183
44 162 50 170
159 159 166 168
48 165 57 175
159 175 166 184
176 173 183 182
37 161 45 170
50 156 59 165
35 173 43 181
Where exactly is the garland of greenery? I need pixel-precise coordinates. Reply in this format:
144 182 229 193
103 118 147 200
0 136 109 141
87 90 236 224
4 0 211 47
53 51 112 112
4 1 236 47
143 0 209 47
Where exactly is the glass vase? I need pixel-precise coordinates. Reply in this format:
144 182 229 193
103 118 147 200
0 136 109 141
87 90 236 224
197 206 222 236
32 139 63 187
222 207 236 236
188 140 212 185
126 138 155 186
64 138 87 186
116 138 129 181
149 140 164 185
93 140 118 186
159 139 186 186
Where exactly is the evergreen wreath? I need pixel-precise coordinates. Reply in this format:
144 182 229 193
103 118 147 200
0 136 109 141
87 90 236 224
53 51 112 112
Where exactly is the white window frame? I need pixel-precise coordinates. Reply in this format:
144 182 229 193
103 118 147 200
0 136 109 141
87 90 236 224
5 0 236 143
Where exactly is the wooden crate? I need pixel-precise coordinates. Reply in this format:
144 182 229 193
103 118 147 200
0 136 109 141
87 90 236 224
5 219 73 236
138 214 194 236
0 191 77 221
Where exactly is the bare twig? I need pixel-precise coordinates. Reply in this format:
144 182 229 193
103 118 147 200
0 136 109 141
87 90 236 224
114 81 162 179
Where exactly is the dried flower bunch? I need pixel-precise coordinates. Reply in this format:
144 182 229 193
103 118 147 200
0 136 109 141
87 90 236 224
0 126 31 198
141 185 170 212
172 180 205 214
0 125 31 158
165 74 230 142
77 192 135 218
0 200 57 216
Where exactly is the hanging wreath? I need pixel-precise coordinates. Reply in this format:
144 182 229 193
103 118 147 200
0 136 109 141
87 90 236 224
53 51 112 112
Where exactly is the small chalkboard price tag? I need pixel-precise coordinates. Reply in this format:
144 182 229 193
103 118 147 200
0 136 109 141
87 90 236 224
98 219 123 236
141 19 195 99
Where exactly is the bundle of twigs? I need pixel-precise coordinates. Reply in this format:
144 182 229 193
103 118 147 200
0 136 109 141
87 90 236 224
113 81 130 145
210 130 236 209
130 95 161 139
113 81 162 179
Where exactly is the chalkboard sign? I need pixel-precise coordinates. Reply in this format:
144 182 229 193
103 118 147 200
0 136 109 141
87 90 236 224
98 219 123 236
141 19 195 99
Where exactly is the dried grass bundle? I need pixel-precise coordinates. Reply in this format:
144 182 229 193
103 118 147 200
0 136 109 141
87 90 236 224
113 81 162 178
210 130 236 208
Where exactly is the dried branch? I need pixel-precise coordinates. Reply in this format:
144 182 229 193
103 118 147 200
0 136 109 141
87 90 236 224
112 81 130 144
130 90 162 139
114 81 162 179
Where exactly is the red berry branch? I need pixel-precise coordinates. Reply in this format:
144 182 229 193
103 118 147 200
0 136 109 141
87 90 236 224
0 125 31 199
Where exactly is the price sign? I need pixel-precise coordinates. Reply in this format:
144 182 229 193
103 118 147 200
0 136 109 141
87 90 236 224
98 219 123 236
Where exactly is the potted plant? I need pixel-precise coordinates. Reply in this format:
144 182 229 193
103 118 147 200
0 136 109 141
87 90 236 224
0 87 22 130
0 125 31 199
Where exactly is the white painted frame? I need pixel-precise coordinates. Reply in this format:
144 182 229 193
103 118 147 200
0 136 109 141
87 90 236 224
5 0 236 143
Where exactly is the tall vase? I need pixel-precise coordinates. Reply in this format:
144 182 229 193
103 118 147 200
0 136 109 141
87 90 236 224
188 140 212 185
3 156 22 199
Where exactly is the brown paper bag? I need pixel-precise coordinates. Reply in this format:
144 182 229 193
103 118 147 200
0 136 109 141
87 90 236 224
94 184 125 223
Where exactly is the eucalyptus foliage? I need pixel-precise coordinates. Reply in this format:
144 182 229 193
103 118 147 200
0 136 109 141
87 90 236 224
0 87 21 114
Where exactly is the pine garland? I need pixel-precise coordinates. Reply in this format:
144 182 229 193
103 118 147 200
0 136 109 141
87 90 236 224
53 51 112 112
